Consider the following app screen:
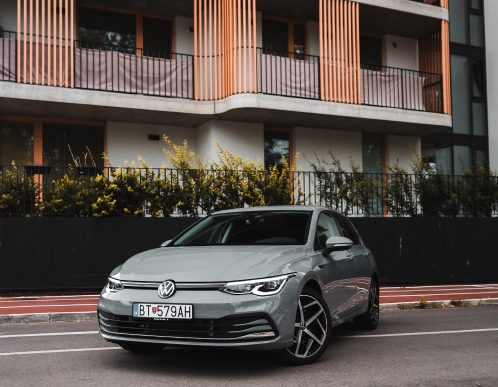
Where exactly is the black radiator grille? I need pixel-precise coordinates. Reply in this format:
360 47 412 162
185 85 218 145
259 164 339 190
99 311 277 342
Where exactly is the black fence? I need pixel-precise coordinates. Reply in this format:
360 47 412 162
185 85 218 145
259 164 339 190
360 64 443 113
74 40 194 99
0 217 496 291
1 165 497 217
0 30 16 82
257 48 321 100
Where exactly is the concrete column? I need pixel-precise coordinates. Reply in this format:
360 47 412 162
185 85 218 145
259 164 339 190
484 0 498 171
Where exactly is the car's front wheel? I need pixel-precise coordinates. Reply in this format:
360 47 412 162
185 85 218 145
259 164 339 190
118 342 166 354
354 278 380 330
278 287 331 365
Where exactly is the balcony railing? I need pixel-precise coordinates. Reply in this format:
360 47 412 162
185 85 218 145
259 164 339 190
360 64 443 113
74 40 194 99
0 34 444 113
0 31 16 82
257 48 320 100
408 0 441 6
1 165 496 218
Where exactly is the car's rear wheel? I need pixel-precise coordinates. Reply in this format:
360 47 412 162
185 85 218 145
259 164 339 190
354 278 380 330
278 287 331 365
118 342 166 354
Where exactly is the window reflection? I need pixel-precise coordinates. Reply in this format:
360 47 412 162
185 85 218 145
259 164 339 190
0 121 34 166
264 130 290 169
469 14 484 48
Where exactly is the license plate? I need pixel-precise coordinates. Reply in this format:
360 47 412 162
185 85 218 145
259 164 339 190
132 303 193 319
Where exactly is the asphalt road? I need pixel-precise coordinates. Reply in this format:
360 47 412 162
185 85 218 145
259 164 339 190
0 306 497 387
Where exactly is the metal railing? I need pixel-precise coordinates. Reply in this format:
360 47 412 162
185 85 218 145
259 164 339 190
74 40 194 99
1 165 497 218
0 31 16 82
257 48 321 100
408 0 441 6
360 64 443 113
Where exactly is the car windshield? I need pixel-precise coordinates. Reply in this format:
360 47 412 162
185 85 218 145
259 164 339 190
173 211 312 247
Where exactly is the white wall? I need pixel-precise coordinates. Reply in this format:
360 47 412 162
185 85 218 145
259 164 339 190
383 35 419 71
0 0 17 32
195 120 264 164
484 0 498 171
385 134 421 172
174 16 194 55
293 127 362 172
306 21 320 57
106 122 196 168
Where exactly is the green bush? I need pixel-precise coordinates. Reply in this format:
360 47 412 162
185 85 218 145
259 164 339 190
0 164 41 216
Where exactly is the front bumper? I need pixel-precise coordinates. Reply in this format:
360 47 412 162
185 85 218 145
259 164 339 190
97 278 299 351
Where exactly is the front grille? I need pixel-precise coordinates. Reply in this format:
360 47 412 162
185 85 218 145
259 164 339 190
99 311 278 342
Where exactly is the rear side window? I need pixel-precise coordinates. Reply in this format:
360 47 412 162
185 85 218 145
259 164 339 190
334 215 360 245
314 212 341 251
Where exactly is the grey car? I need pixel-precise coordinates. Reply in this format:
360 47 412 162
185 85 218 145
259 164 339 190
98 206 379 365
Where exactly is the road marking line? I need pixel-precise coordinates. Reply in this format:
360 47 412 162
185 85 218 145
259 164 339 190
0 304 97 309
0 311 97 317
0 331 99 339
380 298 498 305
0 347 120 356
335 328 498 339
379 292 497 298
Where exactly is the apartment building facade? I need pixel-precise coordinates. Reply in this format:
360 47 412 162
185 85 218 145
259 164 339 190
0 0 490 175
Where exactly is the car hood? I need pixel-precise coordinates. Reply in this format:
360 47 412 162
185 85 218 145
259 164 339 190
117 245 307 282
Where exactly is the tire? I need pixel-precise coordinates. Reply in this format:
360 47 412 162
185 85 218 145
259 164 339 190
354 277 380 330
118 342 166 354
278 287 332 366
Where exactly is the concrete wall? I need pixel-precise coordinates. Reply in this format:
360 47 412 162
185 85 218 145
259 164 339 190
383 35 419 71
386 135 421 172
293 127 362 172
0 0 16 32
174 16 194 55
106 122 197 168
195 120 264 164
484 0 498 171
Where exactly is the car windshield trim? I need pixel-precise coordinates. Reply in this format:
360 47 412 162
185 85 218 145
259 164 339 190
171 210 313 247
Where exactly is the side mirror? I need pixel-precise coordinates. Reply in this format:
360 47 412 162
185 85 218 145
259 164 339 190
161 240 172 247
322 237 353 257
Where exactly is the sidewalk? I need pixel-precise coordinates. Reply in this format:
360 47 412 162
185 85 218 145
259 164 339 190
1 284 497 324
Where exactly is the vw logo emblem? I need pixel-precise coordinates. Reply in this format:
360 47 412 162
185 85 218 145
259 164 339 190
158 280 176 299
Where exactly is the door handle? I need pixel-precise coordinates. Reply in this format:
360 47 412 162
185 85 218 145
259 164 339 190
363 252 369 257
346 254 354 262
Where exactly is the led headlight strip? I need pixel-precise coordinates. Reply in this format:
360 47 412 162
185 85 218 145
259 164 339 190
220 273 296 296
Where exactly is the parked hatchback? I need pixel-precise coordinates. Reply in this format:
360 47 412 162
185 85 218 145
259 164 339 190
98 206 379 365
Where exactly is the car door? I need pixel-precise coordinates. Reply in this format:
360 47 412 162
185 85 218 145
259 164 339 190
334 214 368 313
314 211 357 321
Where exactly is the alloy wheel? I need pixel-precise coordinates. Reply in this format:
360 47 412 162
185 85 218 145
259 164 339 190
369 281 380 325
287 294 328 359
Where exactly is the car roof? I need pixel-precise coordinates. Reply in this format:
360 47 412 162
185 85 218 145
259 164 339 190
213 206 338 215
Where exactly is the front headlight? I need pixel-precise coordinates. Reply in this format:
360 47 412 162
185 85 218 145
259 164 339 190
106 277 124 292
220 273 296 296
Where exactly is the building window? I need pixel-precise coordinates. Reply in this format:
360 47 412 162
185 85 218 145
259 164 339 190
422 143 452 173
0 121 34 165
78 7 137 49
143 17 173 57
451 55 471 135
43 123 105 167
449 0 468 44
362 136 384 174
453 145 472 175
469 14 484 47
264 129 291 170
360 36 382 67
262 18 306 55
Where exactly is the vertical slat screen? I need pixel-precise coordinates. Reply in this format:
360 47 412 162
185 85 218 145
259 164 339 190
441 0 448 10
319 0 360 104
17 0 74 87
419 30 442 113
441 21 451 115
194 0 257 101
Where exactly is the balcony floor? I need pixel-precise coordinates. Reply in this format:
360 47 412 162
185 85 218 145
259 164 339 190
0 82 451 136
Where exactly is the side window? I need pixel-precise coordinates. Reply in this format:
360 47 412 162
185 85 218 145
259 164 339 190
335 215 360 245
314 212 341 251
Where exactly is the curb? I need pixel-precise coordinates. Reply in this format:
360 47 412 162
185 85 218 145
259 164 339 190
0 312 97 325
380 298 498 311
